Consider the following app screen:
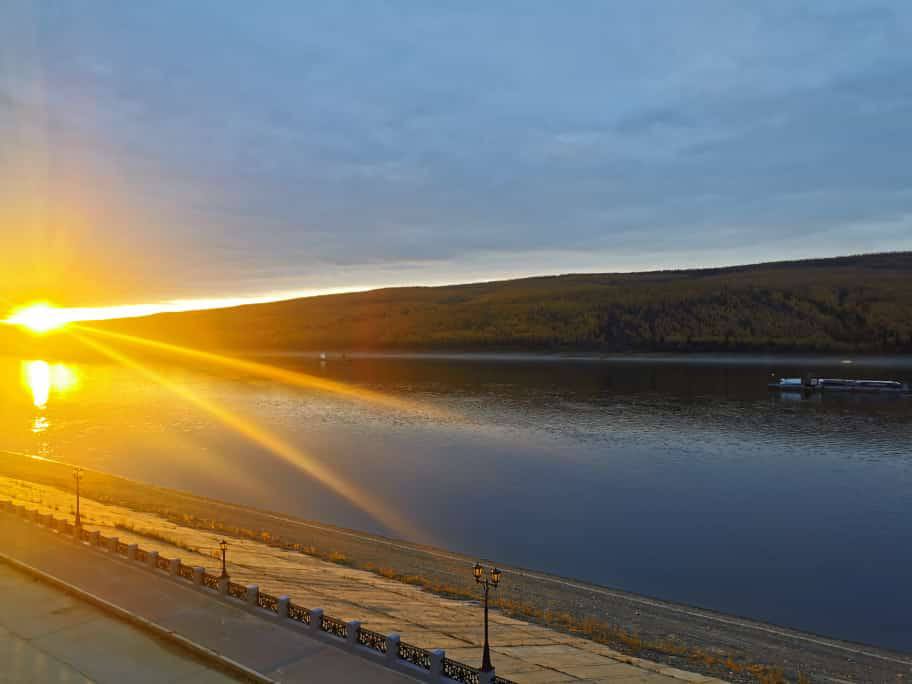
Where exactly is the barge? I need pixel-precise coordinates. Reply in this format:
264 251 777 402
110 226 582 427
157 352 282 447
769 376 910 393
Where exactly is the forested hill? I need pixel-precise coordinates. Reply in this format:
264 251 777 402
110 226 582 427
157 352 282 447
93 252 912 354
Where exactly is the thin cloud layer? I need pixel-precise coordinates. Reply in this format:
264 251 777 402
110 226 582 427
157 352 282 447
1 1 910 306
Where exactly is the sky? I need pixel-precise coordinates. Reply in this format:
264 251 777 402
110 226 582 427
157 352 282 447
1 1 911 313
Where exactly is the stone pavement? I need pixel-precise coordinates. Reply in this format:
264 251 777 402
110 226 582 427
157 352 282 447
0 477 723 683
0 561 241 684
0 516 420 684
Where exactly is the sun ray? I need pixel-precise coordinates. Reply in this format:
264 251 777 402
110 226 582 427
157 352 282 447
70 331 427 542
5 303 69 333
75 324 451 420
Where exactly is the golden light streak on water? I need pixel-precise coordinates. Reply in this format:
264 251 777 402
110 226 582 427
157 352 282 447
22 360 50 408
76 325 449 420
21 360 80 408
71 332 426 542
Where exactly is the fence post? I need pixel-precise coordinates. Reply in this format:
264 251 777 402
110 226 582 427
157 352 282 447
147 550 158 568
170 559 180 576
217 577 228 595
109 536 119 553
478 669 495 684
428 649 444 683
127 544 137 561
246 585 258 607
277 596 289 619
309 608 323 633
386 633 400 664
192 567 204 585
346 620 361 650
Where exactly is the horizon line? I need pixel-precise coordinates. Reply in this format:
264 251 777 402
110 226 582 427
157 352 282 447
3 249 906 327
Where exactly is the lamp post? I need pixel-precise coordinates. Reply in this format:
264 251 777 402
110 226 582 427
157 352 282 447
473 561 502 673
219 539 229 578
73 468 83 528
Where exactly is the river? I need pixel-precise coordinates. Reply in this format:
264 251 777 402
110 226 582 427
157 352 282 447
1 352 911 651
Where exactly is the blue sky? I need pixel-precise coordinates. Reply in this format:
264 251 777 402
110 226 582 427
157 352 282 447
2 1 911 308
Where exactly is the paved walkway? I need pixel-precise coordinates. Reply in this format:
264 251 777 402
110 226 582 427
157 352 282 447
0 477 721 683
0 561 241 684
0 515 418 684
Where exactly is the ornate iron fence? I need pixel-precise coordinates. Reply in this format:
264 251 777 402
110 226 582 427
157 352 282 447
357 627 388 654
97 534 110 547
80 528 91 542
288 602 310 625
5 512 520 683
257 592 279 613
442 658 480 683
398 642 432 670
321 615 348 639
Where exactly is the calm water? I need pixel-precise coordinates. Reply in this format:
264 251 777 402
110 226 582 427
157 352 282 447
2 352 911 650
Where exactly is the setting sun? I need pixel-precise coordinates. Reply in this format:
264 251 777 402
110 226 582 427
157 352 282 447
5 303 70 334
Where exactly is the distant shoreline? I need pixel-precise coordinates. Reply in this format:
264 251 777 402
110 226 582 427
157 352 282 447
247 349 912 369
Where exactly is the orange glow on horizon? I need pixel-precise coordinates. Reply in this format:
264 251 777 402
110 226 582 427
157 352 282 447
2 286 376 330
6 303 70 334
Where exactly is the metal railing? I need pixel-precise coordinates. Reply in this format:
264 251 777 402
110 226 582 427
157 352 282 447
358 627 388 654
399 641 432 670
321 614 348 639
443 658 481 683
288 601 310 625
0 500 514 683
257 591 279 613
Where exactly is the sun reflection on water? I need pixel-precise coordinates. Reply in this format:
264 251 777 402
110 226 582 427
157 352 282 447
21 360 80 410
32 416 49 434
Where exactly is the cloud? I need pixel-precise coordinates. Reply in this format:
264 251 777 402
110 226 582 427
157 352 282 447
1 1 911 305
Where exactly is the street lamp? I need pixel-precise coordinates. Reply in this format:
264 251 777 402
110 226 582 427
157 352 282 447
219 539 229 578
473 561 502 673
73 468 83 528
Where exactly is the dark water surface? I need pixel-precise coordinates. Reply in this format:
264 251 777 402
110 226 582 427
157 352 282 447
2 352 911 651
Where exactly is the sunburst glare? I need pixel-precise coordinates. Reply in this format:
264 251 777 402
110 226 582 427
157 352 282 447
6 303 70 334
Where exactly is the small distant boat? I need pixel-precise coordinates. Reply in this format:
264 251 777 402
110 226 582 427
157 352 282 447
769 376 910 394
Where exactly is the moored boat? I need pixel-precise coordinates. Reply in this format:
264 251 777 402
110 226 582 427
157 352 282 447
769 376 910 393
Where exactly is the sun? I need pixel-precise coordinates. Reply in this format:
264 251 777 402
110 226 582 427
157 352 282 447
5 303 70 334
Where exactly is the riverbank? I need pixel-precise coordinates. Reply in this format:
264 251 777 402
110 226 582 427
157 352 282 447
251 350 912 369
1 451 909 683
